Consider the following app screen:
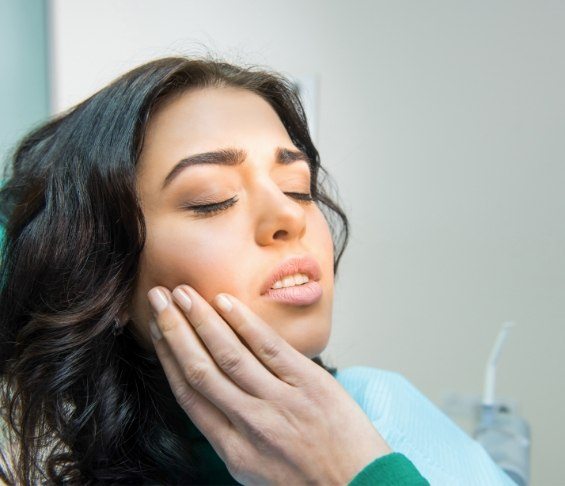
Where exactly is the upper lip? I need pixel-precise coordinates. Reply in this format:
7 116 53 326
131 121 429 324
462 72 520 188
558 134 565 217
261 255 322 295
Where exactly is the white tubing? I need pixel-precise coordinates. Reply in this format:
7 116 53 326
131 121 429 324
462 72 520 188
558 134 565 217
483 321 516 406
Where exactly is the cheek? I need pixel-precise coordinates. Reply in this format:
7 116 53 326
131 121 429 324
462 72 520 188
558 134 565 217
309 208 335 280
142 220 245 301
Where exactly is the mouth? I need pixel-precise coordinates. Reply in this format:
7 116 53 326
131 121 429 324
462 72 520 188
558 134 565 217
261 255 323 306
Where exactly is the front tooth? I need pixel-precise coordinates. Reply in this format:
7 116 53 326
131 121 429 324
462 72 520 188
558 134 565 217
271 273 311 289
282 275 296 287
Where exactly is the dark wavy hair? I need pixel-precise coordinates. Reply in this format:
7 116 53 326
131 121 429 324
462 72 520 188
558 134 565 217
0 56 350 484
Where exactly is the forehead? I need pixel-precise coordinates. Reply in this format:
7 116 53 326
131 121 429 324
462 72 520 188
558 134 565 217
135 86 302 200
140 86 293 164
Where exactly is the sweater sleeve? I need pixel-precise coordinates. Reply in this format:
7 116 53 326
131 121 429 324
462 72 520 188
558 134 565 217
348 452 429 486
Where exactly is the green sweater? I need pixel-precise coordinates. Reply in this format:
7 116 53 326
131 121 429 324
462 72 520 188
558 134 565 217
186 418 429 485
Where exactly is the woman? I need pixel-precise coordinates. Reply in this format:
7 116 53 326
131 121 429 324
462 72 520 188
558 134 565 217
0 57 510 485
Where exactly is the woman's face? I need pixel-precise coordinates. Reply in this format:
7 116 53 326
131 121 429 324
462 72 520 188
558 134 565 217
130 87 334 358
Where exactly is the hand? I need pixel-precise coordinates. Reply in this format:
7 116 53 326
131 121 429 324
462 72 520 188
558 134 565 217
147 284 391 486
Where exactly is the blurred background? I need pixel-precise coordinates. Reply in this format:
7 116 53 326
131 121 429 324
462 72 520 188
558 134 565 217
2 1 563 484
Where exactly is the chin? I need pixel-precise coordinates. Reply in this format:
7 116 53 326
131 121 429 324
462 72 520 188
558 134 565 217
282 325 331 359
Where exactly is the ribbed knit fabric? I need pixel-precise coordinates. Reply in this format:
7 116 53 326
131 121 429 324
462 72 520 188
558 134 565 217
348 452 429 485
335 366 516 485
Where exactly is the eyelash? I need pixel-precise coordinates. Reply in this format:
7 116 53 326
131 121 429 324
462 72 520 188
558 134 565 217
185 192 314 217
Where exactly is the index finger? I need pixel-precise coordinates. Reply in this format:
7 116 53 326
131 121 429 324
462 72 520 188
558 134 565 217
210 292 317 387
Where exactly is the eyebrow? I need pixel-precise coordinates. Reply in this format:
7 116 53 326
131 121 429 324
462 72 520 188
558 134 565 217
161 147 311 190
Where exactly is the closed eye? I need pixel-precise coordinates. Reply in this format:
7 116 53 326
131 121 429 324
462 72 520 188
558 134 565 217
183 192 314 217
284 192 314 202
184 196 238 216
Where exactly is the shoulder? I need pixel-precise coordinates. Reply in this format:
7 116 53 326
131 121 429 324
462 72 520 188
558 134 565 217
333 366 515 485
334 365 406 392
334 366 472 447
334 366 421 417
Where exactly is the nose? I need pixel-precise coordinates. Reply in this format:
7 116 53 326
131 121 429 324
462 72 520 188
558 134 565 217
254 181 307 246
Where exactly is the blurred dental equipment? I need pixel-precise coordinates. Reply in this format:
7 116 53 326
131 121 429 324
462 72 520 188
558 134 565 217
474 322 531 486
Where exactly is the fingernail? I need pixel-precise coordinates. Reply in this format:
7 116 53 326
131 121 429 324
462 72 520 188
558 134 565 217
148 288 169 314
149 318 163 341
215 294 232 312
172 287 192 312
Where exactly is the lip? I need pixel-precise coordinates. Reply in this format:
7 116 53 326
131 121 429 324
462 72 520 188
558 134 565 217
260 255 323 305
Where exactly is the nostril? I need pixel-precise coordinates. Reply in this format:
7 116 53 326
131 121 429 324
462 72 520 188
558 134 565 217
273 229 287 239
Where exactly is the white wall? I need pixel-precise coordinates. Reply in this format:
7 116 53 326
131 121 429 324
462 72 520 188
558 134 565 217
50 1 565 484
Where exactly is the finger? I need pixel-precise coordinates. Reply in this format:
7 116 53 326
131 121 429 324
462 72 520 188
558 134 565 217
151 329 234 457
148 287 257 422
172 285 287 400
210 292 315 387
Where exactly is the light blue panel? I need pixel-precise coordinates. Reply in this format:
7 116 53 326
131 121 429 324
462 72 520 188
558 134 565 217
0 0 49 169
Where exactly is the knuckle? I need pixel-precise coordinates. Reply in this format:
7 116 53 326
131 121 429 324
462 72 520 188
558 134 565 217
189 315 206 330
225 447 248 479
175 388 197 410
220 433 250 480
307 373 334 398
258 338 281 362
182 362 209 388
190 309 217 331
245 416 279 449
216 351 243 375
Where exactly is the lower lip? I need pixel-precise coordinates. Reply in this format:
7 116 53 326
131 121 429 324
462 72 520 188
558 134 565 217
263 281 323 306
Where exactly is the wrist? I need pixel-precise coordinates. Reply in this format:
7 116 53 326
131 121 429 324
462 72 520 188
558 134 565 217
339 444 393 485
